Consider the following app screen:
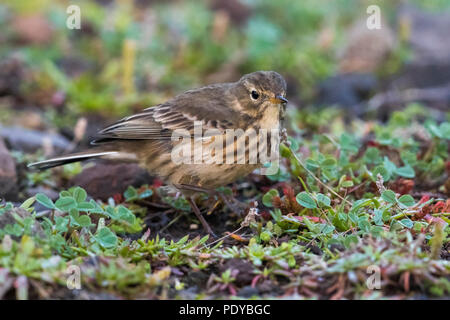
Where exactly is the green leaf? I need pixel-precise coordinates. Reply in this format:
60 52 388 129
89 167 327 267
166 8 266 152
383 157 397 175
425 121 443 138
138 188 153 199
287 137 299 151
370 225 383 236
55 216 69 233
177 235 189 245
381 190 396 204
262 189 279 207
305 159 319 170
36 193 55 209
5 223 23 237
77 215 92 227
59 191 71 198
316 193 331 207
395 165 415 178
373 209 383 226
105 206 118 219
72 187 87 203
341 180 354 188
88 200 104 214
399 218 414 229
398 194 415 207
95 227 118 249
440 122 450 139
344 235 358 248
55 197 77 212
69 208 92 227
269 208 282 223
339 133 359 153
260 231 271 242
78 202 95 211
320 224 335 234
124 186 138 201
373 165 390 181
348 211 358 224
320 157 337 169
364 147 381 164
296 192 317 209
378 132 395 146
117 205 136 225
358 217 371 233
20 197 36 210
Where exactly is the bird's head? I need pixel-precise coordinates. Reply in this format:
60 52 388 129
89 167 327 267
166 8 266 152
231 71 288 115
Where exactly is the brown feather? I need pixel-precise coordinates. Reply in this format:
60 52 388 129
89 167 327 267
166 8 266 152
29 71 288 192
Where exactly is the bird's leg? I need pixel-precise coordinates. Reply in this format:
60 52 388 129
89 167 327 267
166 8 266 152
216 193 247 217
187 196 217 238
175 183 246 216
174 184 215 195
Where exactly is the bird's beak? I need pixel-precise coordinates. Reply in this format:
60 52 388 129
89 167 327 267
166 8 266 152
270 95 288 105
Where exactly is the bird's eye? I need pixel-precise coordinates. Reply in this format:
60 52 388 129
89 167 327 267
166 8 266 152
251 90 260 100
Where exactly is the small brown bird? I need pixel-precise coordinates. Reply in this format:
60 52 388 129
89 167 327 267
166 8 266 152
29 71 288 236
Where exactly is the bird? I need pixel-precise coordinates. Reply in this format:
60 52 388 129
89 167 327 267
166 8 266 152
28 71 288 236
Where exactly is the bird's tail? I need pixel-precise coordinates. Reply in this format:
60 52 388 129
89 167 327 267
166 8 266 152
27 151 119 170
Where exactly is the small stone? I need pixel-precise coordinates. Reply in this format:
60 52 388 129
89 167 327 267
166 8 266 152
237 285 259 298
0 126 71 154
189 224 199 230
26 187 59 201
0 56 27 97
70 163 153 201
388 5 450 91
219 258 254 286
12 14 53 45
15 111 45 130
398 5 450 65
0 138 18 199
318 73 377 108
339 18 395 73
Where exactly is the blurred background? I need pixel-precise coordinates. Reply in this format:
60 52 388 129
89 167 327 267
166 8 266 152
0 0 449 200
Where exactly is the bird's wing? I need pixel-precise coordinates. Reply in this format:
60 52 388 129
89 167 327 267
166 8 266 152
92 86 239 144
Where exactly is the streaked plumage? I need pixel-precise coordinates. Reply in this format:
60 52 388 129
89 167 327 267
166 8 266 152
29 71 288 235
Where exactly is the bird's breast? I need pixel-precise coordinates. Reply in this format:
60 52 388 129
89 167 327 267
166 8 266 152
258 103 281 131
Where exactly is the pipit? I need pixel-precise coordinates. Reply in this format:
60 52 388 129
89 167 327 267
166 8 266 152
29 71 288 236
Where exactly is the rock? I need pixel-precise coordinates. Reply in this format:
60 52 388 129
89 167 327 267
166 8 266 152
339 18 395 73
317 73 378 108
177 286 199 300
70 163 153 201
0 269 14 299
0 56 27 97
0 138 18 199
57 56 93 78
15 111 45 131
0 207 44 240
26 187 59 202
219 258 254 286
389 64 450 91
237 286 259 298
257 279 282 295
388 5 450 90
12 14 53 45
398 5 450 65
0 126 71 154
